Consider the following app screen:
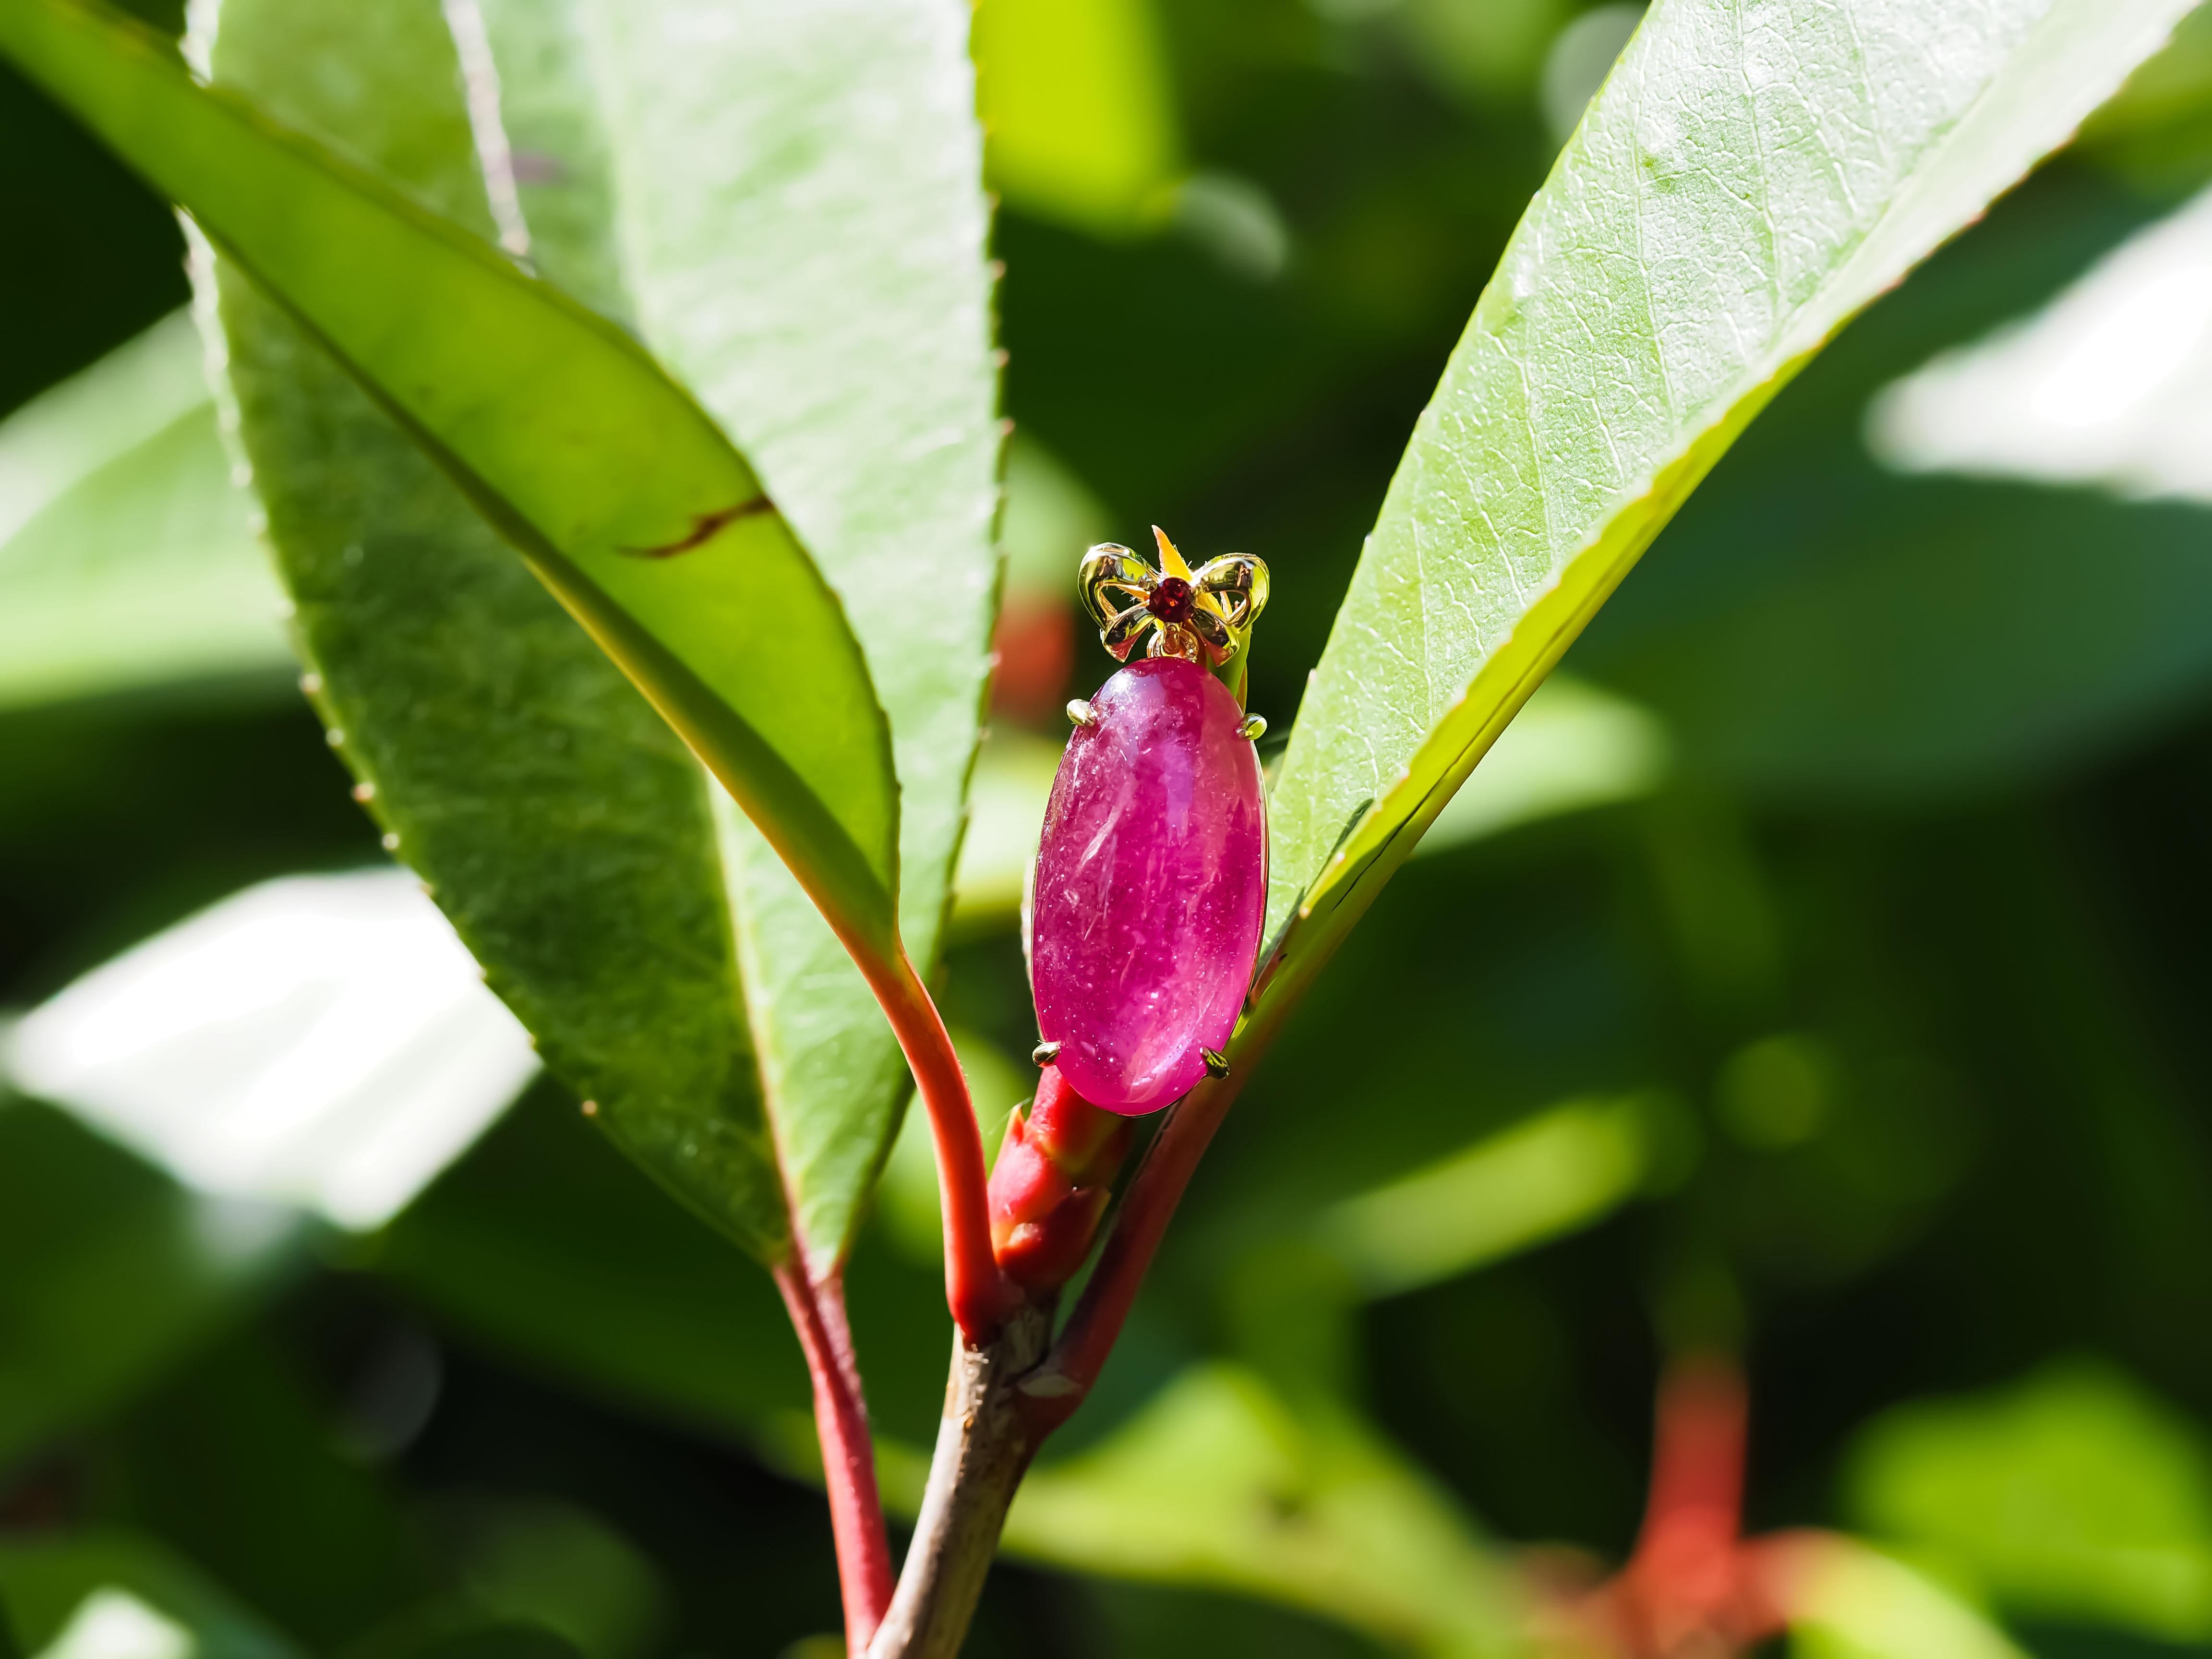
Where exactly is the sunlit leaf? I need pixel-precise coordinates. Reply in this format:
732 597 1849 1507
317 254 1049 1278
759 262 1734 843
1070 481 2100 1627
1394 0 1574 109
0 1531 301 1659
974 0 1181 236
1259 0 2200 1016
1843 1360 2212 1642
1002 1364 1522 1653
1871 182 2212 503
418 1495 669 1659
363 1627 581 1659
461 0 627 325
0 0 901 956
0 308 284 710
945 729 1064 932
1417 675 1668 854
1313 1091 1673 1298
181 0 785 1257
1584 175 2212 800
564 0 1004 1262
7 871 539 1231
873 1030 1025 1268
1789 1539 2030 1659
2075 4 2212 193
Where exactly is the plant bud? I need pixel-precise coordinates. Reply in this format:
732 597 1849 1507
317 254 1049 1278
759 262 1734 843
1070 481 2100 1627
988 1065 1133 1290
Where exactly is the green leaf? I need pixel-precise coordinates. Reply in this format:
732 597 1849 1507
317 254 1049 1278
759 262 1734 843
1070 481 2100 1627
562 0 1004 1261
1788 1540 2031 1659
0 0 901 955
0 1101 300 1471
415 1495 669 1659
1415 674 1668 854
106 1333 410 1647
376 1085 957 1454
0 308 286 710
458 0 625 325
1002 1363 1520 1654
1581 177 2212 801
973 0 1182 236
9 869 541 1232
1260 0 2201 1005
362 1626 584 1659
1842 1360 2212 1641
183 0 785 1257
1312 1091 1675 1299
1608 480 2212 799
376 1082 811 1440
0 1528 303 1659
945 729 1062 934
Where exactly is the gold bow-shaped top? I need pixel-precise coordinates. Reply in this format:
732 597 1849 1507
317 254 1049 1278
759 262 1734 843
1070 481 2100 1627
1078 527 1270 668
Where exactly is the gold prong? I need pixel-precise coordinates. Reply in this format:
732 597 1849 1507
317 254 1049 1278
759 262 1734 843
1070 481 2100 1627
1238 714 1267 741
1067 698 1098 727
1033 1040 1062 1067
1202 1047 1231 1080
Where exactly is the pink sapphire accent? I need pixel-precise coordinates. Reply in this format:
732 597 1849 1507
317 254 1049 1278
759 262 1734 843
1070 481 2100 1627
1028 658 1266 1114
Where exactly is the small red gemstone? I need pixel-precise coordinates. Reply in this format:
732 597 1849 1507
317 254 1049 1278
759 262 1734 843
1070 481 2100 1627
1147 576 1195 625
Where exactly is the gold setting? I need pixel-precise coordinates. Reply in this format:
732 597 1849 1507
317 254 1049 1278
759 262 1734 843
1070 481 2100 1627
1079 527 1269 669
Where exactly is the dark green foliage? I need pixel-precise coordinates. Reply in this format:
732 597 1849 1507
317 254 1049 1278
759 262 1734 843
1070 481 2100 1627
9 0 2212 1655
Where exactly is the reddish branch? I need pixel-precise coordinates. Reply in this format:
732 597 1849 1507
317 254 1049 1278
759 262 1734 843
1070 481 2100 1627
865 1307 1053 1659
1541 1355 1838 1659
1011 1068 1246 1430
793 943 1016 1654
859 823 1382 1646
865 947 1019 1344
773 1263 895 1653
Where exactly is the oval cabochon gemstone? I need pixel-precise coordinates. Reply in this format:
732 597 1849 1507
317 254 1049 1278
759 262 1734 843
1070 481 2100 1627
1029 658 1266 1114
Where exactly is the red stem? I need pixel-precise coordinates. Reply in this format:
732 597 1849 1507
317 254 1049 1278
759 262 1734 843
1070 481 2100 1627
1022 924 1325 1427
1632 1355 1747 1575
773 1262 895 1654
1019 1065 1248 1429
866 946 1018 1343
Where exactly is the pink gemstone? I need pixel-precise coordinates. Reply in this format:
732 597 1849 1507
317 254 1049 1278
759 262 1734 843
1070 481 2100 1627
1028 658 1266 1114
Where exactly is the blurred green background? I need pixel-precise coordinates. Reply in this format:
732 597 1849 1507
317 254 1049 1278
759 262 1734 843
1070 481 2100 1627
10 0 2212 1655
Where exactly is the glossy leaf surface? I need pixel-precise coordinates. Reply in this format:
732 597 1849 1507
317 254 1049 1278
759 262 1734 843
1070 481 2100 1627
0 309 284 709
1262 0 2201 987
1005 1364 1519 1653
571 0 1003 1261
1788 1540 2031 1659
1844 1361 2212 1640
189 0 785 1257
973 0 1181 236
0 0 900 952
1581 175 2212 801
0 1529 303 1659
9 870 541 1232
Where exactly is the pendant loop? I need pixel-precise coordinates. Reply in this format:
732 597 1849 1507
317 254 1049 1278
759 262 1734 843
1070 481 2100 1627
1076 528 1269 669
